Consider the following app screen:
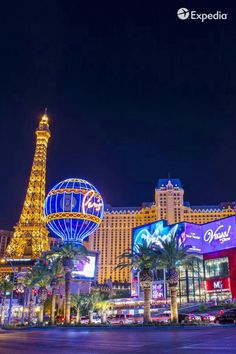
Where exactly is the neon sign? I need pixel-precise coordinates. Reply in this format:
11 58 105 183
44 178 104 243
133 216 236 255
82 190 103 214
204 225 231 244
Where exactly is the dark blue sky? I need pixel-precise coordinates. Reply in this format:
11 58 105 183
0 1 235 228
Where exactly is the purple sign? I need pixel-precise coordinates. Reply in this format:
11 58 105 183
184 223 202 253
132 216 236 256
183 216 236 254
201 217 236 253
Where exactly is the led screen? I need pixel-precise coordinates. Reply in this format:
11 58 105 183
201 216 236 253
152 283 164 299
72 255 97 280
133 216 236 255
183 223 202 253
133 220 185 252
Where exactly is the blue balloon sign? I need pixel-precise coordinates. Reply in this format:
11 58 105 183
44 178 104 243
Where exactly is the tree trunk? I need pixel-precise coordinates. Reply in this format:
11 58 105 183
7 287 14 325
143 287 151 324
170 287 178 323
39 305 44 323
89 310 93 324
28 288 35 325
102 312 107 324
65 271 71 324
1 293 6 325
21 287 27 324
76 307 80 324
50 289 56 325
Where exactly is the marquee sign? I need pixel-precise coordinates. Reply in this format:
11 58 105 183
205 277 231 293
133 216 236 255
44 178 104 243
133 220 185 252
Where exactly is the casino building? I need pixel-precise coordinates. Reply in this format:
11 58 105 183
132 216 236 302
89 178 236 284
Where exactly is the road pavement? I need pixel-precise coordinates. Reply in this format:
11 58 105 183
0 326 235 354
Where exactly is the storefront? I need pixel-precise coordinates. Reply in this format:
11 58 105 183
132 216 236 302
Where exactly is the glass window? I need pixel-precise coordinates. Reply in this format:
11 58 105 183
205 257 229 279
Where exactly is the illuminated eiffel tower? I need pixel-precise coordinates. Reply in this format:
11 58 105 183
7 111 51 259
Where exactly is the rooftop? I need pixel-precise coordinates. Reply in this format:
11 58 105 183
157 178 183 189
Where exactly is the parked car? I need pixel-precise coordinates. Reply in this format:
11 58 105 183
133 314 143 324
55 315 78 324
80 316 89 324
92 315 102 324
152 313 171 323
178 313 201 323
107 314 133 325
55 315 65 324
199 313 215 322
215 310 236 324
79 315 101 324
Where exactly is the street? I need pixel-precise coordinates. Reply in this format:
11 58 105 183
0 326 236 354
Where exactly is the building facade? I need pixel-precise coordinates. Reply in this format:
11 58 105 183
132 216 236 302
89 178 236 284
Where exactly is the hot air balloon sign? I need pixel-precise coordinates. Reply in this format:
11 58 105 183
44 178 104 244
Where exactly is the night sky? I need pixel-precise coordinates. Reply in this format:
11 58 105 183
0 1 235 229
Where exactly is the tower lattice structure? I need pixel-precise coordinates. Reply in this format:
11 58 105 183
7 112 51 259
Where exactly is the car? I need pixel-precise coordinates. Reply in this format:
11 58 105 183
152 313 171 323
80 315 101 324
55 315 78 324
107 314 133 325
215 310 236 324
92 315 102 324
55 315 65 324
133 314 143 324
178 313 201 323
199 313 215 322
80 316 89 324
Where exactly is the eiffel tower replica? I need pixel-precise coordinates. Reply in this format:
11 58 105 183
6 111 51 259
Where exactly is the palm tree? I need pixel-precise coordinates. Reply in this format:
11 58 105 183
96 300 111 323
71 294 91 324
75 293 101 323
24 270 38 324
47 242 88 325
117 241 157 323
47 258 64 325
0 277 13 325
23 258 52 324
151 235 200 323
87 293 101 323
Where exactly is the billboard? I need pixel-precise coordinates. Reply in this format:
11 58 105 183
205 277 231 293
133 220 185 252
152 282 164 299
133 216 236 255
201 217 236 253
184 223 202 253
72 253 98 281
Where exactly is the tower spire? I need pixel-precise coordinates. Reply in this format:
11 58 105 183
7 112 51 259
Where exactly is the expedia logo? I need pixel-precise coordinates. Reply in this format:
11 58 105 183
177 8 228 22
